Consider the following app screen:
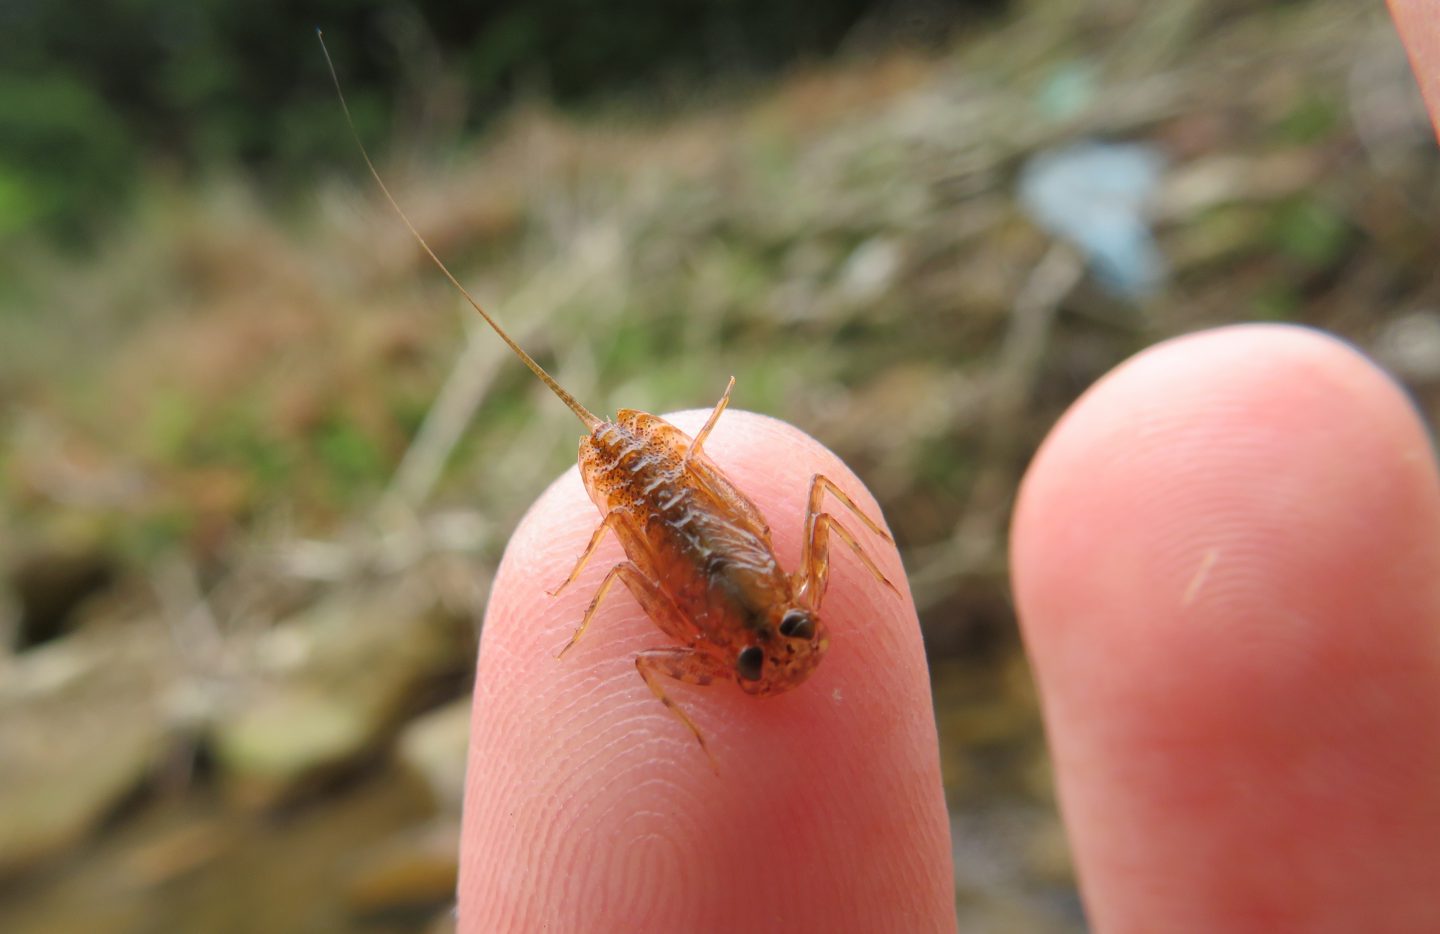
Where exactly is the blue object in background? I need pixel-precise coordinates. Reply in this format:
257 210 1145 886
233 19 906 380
1019 141 1168 299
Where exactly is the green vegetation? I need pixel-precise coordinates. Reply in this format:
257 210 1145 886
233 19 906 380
0 0 941 242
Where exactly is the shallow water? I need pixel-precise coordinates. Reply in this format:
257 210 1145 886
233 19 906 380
0 762 446 934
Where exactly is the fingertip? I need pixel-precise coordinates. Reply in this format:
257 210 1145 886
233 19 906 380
460 409 954 932
1388 0 1440 144
1013 324 1440 930
1015 324 1436 635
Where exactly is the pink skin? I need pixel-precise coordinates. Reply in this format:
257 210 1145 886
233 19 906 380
1388 0 1440 146
459 409 955 933
461 17 1440 930
1013 326 1440 931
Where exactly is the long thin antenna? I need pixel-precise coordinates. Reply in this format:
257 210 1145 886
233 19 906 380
316 29 601 431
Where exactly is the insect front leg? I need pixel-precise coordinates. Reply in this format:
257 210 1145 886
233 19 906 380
635 648 733 772
796 474 899 605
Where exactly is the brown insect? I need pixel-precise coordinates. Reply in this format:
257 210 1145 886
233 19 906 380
320 35 898 767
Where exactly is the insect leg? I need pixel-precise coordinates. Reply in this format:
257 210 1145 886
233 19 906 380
804 473 893 544
555 561 631 658
797 513 900 605
548 510 628 597
612 556 703 644
635 648 732 772
682 375 735 465
796 473 896 603
556 559 701 657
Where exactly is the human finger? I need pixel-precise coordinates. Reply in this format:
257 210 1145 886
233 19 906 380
1388 0 1440 141
1012 325 1440 931
459 407 955 933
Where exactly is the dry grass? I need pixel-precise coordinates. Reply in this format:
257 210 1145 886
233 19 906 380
2 0 1435 652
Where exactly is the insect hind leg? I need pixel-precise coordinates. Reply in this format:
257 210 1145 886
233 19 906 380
683 375 736 465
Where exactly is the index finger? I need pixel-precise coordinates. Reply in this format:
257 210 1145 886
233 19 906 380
457 408 954 932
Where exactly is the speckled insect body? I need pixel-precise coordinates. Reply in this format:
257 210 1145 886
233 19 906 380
548 402 895 763
322 35 897 768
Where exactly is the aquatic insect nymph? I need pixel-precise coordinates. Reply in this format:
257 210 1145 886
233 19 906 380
320 34 898 767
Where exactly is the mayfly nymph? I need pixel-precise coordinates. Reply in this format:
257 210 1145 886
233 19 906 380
320 34 898 768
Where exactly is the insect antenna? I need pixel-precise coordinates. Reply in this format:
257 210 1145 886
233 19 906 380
316 30 601 431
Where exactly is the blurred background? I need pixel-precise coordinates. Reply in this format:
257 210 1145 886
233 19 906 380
1 0 1435 930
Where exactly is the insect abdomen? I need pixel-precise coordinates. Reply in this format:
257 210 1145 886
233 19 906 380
578 416 780 635
580 420 708 563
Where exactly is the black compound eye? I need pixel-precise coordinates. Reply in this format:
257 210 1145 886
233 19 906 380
778 609 815 641
736 645 764 681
